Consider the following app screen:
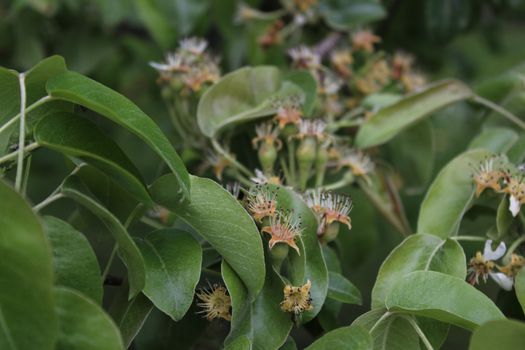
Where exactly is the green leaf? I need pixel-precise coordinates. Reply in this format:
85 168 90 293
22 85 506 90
496 196 514 238
387 119 435 192
197 66 305 137
507 134 525 163
353 309 419 350
43 216 103 304
305 325 372 350
385 271 505 331
54 287 124 350
1 56 69 154
224 335 252 350
0 179 57 350
327 272 362 305
46 71 190 199
355 80 472 148
468 127 518 153
222 261 292 350
61 175 146 298
319 0 386 30
136 229 202 321
35 112 152 205
372 234 466 308
469 319 525 350
135 0 209 48
109 290 153 349
284 70 317 115
266 184 329 322
515 268 525 315
417 149 494 238
150 175 265 299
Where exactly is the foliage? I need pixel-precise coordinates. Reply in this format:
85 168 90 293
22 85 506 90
2 0 525 349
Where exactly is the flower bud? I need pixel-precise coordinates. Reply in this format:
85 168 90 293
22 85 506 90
258 142 277 175
315 145 328 186
296 137 317 190
321 222 340 243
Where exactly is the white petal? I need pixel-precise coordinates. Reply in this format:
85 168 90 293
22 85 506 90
489 272 514 291
149 62 170 71
483 240 506 261
509 195 521 217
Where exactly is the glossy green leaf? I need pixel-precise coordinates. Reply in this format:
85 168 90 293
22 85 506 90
222 261 292 350
61 175 145 298
54 287 124 350
355 80 472 148
319 0 386 30
266 184 329 322
43 216 103 304
317 298 342 332
150 175 265 299
417 149 493 238
385 271 505 330
197 66 304 137
352 309 420 350
35 112 152 205
515 268 525 315
305 325 372 350
468 127 518 153
136 229 202 321
109 290 153 349
327 272 362 305
46 71 190 199
280 337 297 350
469 319 525 350
0 179 57 350
425 0 472 42
372 234 466 308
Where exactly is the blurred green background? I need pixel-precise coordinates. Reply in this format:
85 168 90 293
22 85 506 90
2 0 525 348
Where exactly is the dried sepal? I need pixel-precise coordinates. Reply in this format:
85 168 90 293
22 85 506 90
280 280 313 314
261 210 302 254
196 283 232 321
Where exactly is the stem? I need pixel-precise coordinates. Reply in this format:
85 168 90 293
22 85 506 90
102 244 118 282
287 139 296 186
504 235 525 262
33 193 64 212
21 153 32 196
15 73 27 191
0 95 53 137
211 137 253 178
403 316 434 350
358 179 409 236
140 217 165 229
369 311 392 333
0 142 39 164
472 95 525 131
321 175 354 191
452 235 486 242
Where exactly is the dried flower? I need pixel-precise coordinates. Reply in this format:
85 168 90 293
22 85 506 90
297 119 326 141
207 151 232 180
246 185 277 222
273 99 303 129
196 283 232 321
304 190 352 234
503 176 525 217
261 211 302 254
472 157 506 197
352 30 381 53
251 169 282 185
293 0 317 12
252 122 282 149
498 253 525 278
468 240 513 291
288 46 320 69
258 20 284 48
391 51 414 80
339 149 374 177
179 37 208 56
281 280 313 314
331 49 353 78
